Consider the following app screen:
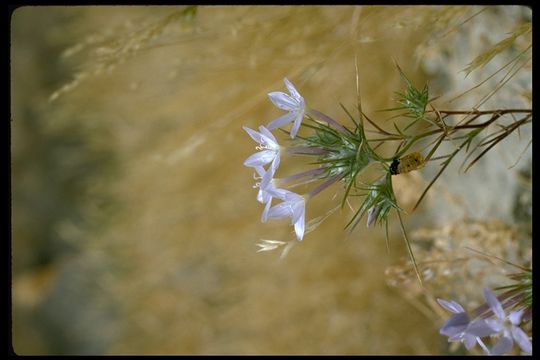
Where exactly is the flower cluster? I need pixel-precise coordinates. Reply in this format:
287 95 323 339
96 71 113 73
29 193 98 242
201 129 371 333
243 78 383 243
243 78 308 241
438 288 532 355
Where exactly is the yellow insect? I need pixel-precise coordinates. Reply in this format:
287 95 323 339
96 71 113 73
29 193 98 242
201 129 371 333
390 152 426 175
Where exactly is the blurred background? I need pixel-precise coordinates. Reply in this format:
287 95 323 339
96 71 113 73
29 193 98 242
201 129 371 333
11 6 531 355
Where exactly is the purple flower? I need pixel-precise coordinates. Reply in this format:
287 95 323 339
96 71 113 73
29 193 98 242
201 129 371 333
437 298 496 352
265 188 306 241
253 166 277 205
243 125 281 172
483 288 532 355
251 166 288 224
267 78 305 138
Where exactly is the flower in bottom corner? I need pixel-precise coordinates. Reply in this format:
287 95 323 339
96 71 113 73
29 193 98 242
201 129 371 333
483 288 532 355
437 298 495 353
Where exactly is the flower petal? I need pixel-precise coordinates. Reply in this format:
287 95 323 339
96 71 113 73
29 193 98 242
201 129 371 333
283 78 303 102
511 325 532 354
260 167 275 190
270 156 280 173
448 332 465 342
484 318 504 333
261 198 272 223
293 210 305 241
490 336 513 355
268 92 298 111
258 125 278 148
267 187 289 199
244 150 276 167
257 184 273 204
437 299 465 314
257 167 278 204
267 112 296 130
243 126 265 144
267 202 293 220
440 312 470 337
290 197 305 224
508 309 524 326
257 188 268 204
463 334 477 350
289 111 304 138
467 319 498 337
484 288 505 320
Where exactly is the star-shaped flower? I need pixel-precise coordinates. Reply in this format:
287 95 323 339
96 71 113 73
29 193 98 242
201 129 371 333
265 188 306 241
253 166 276 204
267 78 305 139
437 298 495 352
243 125 281 172
483 288 532 355
252 166 286 223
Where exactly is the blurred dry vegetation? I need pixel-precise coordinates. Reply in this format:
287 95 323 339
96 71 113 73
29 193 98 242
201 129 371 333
11 5 531 355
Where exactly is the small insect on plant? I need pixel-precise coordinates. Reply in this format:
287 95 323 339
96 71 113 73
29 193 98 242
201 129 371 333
390 152 426 175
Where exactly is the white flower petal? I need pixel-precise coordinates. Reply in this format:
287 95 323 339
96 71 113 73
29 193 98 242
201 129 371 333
270 156 280 173
244 150 276 167
448 332 465 342
244 125 279 151
511 325 532 354
289 111 304 138
484 288 505 320
261 198 272 223
508 309 524 326
267 112 296 130
243 126 265 144
290 197 305 224
268 92 298 111
490 336 513 355
484 318 504 333
293 209 305 241
256 167 278 204
463 335 477 350
467 319 498 337
260 167 275 190
283 189 301 202
258 183 273 204
283 78 303 102
437 299 466 314
440 313 469 337
257 189 266 204
267 187 289 199
258 125 278 148
270 191 288 202
267 202 293 219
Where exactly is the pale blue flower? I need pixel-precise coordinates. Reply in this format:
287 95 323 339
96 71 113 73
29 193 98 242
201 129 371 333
252 166 288 223
253 166 276 204
267 78 305 138
243 125 281 172
266 188 306 241
483 288 532 355
437 298 495 352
